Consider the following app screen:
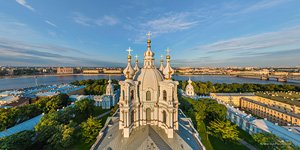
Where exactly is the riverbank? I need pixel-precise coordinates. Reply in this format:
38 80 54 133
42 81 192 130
1 74 299 91
0 73 122 79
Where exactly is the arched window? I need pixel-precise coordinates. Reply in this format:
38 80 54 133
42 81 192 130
163 90 167 101
122 90 125 100
163 111 167 124
130 90 134 100
131 110 134 125
146 91 151 101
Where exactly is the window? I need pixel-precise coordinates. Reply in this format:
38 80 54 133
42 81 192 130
163 111 167 124
163 90 167 101
122 90 125 100
131 111 134 125
146 91 151 101
130 90 134 100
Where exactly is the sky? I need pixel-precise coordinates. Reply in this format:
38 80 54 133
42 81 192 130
0 0 300 67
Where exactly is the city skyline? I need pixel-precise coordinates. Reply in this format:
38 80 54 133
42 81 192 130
1 0 300 67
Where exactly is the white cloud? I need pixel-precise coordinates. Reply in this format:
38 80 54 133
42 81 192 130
15 0 34 11
72 12 119 27
240 0 289 14
145 12 198 34
197 26 300 53
45 20 57 27
95 16 119 26
130 12 199 42
73 12 91 26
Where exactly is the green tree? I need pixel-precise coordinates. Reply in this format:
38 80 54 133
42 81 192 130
45 94 69 113
207 119 239 142
81 117 102 144
0 130 35 150
253 133 296 150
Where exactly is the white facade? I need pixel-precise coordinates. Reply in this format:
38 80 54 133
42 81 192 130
119 36 179 138
94 79 119 109
185 78 195 97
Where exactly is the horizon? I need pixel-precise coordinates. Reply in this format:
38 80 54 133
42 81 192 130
1 0 300 67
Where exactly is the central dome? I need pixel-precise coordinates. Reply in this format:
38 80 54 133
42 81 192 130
137 68 163 91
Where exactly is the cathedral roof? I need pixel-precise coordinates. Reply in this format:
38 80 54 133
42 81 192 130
137 68 163 91
92 110 205 150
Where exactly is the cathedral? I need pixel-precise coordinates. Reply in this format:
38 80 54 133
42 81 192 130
118 33 179 138
94 77 119 109
92 33 205 150
185 78 195 97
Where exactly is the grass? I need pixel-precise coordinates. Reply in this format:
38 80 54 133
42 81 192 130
209 135 249 150
70 141 93 150
92 106 110 117
197 121 214 150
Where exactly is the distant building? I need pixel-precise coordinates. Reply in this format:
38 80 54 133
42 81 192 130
185 78 195 97
210 93 256 107
69 95 93 102
103 68 122 74
241 97 300 126
94 78 119 109
57 67 74 74
0 96 20 106
83 69 100 74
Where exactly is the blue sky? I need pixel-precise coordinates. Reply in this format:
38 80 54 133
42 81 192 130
0 0 300 67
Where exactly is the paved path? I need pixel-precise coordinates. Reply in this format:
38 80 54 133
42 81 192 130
240 139 257 150
95 110 112 120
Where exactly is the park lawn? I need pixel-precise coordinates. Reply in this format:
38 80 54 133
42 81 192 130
92 106 110 117
199 120 249 150
198 121 214 150
70 140 93 150
209 135 249 150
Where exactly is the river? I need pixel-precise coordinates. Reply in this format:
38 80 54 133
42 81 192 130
0 74 299 91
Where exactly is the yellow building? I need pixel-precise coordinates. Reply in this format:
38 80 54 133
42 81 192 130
103 68 122 74
57 67 74 74
83 69 100 74
241 97 300 126
210 93 256 107
211 92 300 126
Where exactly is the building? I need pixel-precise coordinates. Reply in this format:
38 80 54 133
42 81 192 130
185 78 195 97
92 34 205 150
211 92 300 126
103 68 122 74
210 93 256 107
82 69 100 74
241 97 300 126
69 95 93 102
57 67 74 74
222 100 300 146
94 78 119 109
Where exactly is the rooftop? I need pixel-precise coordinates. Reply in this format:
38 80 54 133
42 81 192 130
255 91 300 107
252 119 300 146
0 114 43 138
92 109 204 150
241 97 300 119
211 93 255 96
